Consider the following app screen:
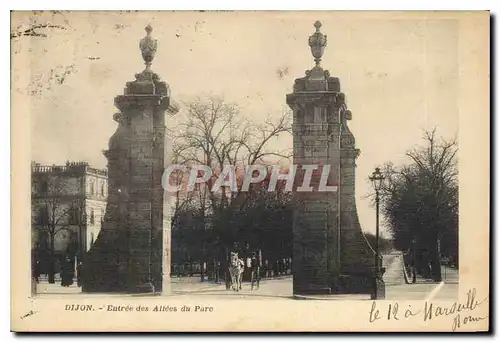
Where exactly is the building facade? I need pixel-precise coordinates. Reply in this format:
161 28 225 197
31 161 108 266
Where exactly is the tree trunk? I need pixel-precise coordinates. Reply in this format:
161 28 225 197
48 232 55 284
431 240 442 282
200 238 206 282
200 214 206 282
412 240 417 284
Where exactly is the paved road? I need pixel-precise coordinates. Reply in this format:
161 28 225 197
382 253 406 286
36 276 295 299
35 275 457 300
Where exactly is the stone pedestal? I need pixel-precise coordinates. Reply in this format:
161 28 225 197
287 21 374 296
371 277 386 300
81 26 179 293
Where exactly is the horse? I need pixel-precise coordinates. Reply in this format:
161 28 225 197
228 252 244 291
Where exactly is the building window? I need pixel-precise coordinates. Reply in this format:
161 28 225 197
67 231 78 255
69 207 79 225
38 230 49 250
101 208 105 225
89 179 95 195
40 180 48 195
100 182 105 197
38 206 49 225
90 208 95 225
90 232 95 247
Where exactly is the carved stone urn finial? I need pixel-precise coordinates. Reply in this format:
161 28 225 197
314 20 322 31
139 24 157 71
308 20 327 67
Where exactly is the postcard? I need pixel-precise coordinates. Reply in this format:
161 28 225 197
11 10 490 332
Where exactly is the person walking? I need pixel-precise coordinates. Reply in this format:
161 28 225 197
250 252 260 291
76 260 83 287
215 260 221 284
264 259 270 278
33 259 41 283
60 255 74 287
224 252 231 290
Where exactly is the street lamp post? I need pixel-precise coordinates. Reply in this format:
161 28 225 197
369 167 385 300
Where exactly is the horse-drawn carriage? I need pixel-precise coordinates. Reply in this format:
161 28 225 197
226 250 262 292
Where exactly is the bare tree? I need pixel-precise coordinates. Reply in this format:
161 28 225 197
172 95 291 210
32 174 84 283
377 129 458 282
169 145 198 231
169 95 292 280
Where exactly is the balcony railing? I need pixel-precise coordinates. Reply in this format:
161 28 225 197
31 163 108 176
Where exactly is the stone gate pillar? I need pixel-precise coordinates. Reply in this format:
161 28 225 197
287 21 374 295
82 25 179 294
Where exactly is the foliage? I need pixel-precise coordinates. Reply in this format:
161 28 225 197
378 129 458 280
171 177 293 265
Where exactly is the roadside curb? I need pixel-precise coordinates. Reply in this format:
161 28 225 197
293 294 370 301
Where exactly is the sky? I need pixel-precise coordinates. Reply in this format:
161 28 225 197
12 11 459 236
